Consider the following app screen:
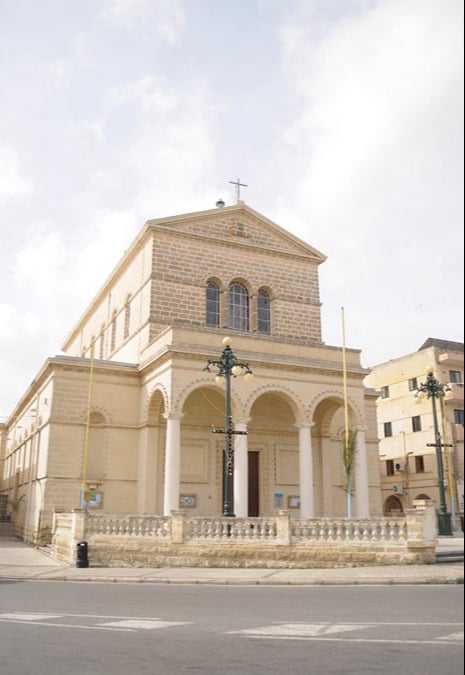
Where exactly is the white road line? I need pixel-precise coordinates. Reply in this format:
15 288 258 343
246 635 463 646
231 624 371 637
438 632 464 641
99 619 192 630
0 613 62 621
0 619 135 632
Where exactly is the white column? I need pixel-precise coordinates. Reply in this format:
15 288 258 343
137 425 159 514
298 424 314 518
234 421 248 518
355 428 370 517
163 414 182 516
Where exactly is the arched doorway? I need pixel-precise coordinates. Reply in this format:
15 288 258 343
248 391 300 517
178 386 225 516
312 395 361 517
384 495 404 516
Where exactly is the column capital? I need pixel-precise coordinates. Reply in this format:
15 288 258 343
295 421 315 430
163 412 185 421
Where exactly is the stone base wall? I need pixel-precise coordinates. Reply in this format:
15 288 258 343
81 539 435 569
51 501 437 569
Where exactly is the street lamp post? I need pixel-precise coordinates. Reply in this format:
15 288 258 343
416 371 453 536
204 337 253 517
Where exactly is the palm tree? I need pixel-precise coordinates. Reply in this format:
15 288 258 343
342 429 357 517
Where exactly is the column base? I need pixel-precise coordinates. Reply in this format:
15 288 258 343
437 512 453 536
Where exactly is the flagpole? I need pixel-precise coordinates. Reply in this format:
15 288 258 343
81 343 95 507
341 307 351 516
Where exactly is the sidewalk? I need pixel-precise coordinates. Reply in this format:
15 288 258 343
0 536 462 586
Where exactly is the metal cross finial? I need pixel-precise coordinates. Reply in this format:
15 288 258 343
229 178 248 202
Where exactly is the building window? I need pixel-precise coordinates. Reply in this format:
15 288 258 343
99 328 105 359
408 377 418 391
206 283 220 327
411 415 422 432
124 299 131 339
415 455 425 473
384 422 393 437
110 313 117 352
257 289 271 334
381 386 390 399
386 459 395 476
454 409 464 426
449 370 462 384
228 282 249 331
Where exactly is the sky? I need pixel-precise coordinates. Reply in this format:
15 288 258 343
0 0 463 417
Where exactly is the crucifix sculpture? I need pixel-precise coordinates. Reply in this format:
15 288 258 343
229 178 248 202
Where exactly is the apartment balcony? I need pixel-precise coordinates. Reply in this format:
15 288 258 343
447 382 464 402
453 423 464 442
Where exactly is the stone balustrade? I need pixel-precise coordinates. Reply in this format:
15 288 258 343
51 500 437 569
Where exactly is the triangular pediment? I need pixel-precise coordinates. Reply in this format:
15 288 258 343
147 203 327 263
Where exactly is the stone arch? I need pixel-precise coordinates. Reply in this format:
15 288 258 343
142 383 169 423
308 389 364 435
245 384 305 423
205 275 225 292
384 495 404 516
175 378 246 418
415 493 432 501
79 404 113 425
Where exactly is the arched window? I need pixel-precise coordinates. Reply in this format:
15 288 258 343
110 312 117 352
257 289 271 334
124 298 131 339
99 326 105 359
228 282 249 331
206 282 220 327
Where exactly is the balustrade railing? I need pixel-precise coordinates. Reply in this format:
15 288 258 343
291 517 407 544
85 514 171 539
184 517 278 542
60 513 412 546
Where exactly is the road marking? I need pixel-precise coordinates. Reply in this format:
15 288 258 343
245 636 463 646
230 623 371 638
229 622 464 647
0 612 62 621
0 611 193 633
99 619 192 630
438 632 464 642
0 619 135 632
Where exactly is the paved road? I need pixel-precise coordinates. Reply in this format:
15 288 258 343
0 581 462 675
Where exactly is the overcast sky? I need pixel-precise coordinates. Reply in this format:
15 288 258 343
0 0 463 417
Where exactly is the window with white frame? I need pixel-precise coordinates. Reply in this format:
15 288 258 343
228 282 249 331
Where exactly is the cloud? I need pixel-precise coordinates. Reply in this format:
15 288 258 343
0 146 34 205
95 74 223 216
272 0 464 362
99 0 186 42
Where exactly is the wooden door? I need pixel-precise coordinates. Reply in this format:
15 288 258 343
248 451 260 517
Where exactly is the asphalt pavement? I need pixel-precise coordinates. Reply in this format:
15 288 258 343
0 535 463 585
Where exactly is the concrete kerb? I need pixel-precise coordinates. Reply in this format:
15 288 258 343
0 537 463 586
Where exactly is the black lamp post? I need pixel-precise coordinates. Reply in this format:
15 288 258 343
416 371 453 536
204 337 253 517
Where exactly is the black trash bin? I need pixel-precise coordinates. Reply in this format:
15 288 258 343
76 540 89 568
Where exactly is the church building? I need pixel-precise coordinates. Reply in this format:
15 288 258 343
0 201 383 543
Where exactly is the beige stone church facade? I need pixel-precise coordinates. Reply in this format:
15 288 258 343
1 202 383 542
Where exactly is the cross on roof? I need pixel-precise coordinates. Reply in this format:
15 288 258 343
229 178 248 202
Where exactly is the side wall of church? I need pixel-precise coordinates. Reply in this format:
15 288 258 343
63 235 154 363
